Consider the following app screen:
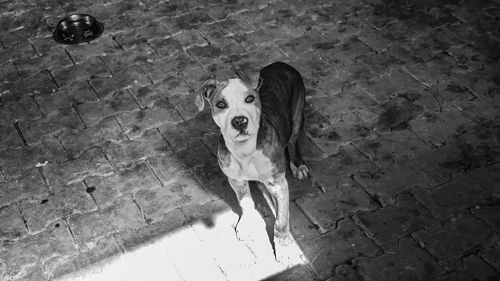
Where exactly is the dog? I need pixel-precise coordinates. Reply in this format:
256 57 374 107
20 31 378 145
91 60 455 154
197 62 309 264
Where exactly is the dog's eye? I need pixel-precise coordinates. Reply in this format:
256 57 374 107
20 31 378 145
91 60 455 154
245 95 255 103
216 101 227 109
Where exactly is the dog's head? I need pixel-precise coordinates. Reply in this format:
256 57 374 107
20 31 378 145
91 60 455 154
196 70 263 142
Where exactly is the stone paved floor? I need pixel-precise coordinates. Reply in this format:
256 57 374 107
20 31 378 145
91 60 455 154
1 0 500 280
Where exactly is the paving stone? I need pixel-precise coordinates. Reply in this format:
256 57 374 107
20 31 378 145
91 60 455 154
400 49 458 82
158 110 217 152
173 140 230 201
325 264 364 281
353 129 429 168
306 85 377 151
44 147 114 187
68 196 144 247
335 62 377 86
44 235 122 279
264 265 318 281
103 128 170 167
357 67 426 103
306 144 377 192
0 136 66 180
148 36 184 59
171 7 215 30
0 93 42 126
354 163 436 205
87 1 140 26
412 176 496 221
118 208 187 252
355 192 440 251
20 181 97 234
77 89 140 126
316 36 373 67
15 53 73 77
479 234 500 272
452 70 500 99
29 35 65 56
19 107 84 145
143 52 200 83
116 99 183 139
276 29 327 57
415 142 490 186
9 71 57 96
472 205 500 234
470 163 500 198
376 96 425 131
412 214 492 270
230 45 288 76
135 172 211 223
231 30 278 54
296 178 377 232
357 28 392 52
180 197 238 233
85 162 161 208
409 106 474 146
355 237 445 281
109 42 160 67
0 124 24 150
308 111 373 155
11 263 49 281
149 210 232 281
52 57 111 88
197 16 253 40
0 168 47 208
289 53 339 91
187 44 227 67
167 89 202 122
130 74 191 108
98 56 152 86
87 76 133 100
315 19 361 44
298 218 379 279
0 220 77 280
35 80 99 115
455 124 500 165
0 70 20 95
64 36 122 64
438 254 499 281
355 51 404 75
58 116 125 159
0 204 27 239
455 94 500 127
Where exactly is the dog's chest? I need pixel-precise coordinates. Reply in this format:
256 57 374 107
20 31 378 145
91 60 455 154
219 150 276 182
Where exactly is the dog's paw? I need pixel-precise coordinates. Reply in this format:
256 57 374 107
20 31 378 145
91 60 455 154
290 163 309 180
235 212 265 242
274 238 304 267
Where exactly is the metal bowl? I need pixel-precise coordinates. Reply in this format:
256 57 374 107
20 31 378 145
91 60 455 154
53 14 104 44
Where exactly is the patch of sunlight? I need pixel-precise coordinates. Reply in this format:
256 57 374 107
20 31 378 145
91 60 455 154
56 209 307 281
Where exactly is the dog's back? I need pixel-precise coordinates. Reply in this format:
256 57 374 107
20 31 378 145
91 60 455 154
258 62 306 146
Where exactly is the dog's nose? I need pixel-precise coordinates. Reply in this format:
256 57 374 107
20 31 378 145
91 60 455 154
231 116 248 130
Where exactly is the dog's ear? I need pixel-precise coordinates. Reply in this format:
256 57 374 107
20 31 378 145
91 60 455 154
236 70 262 91
195 77 217 111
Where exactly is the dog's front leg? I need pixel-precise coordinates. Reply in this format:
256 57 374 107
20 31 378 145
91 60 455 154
228 178 264 242
265 175 294 265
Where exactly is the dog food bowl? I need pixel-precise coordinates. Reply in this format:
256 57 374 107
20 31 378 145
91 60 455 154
53 14 104 44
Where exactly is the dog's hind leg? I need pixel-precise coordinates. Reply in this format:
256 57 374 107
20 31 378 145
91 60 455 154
287 84 309 180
